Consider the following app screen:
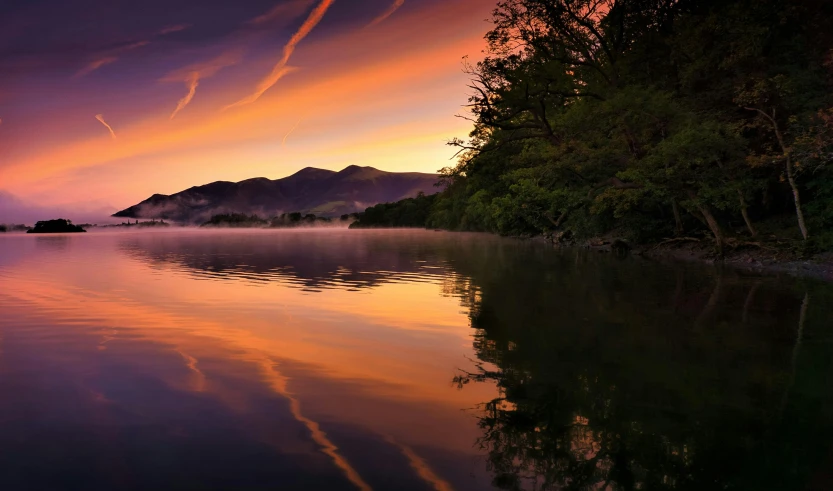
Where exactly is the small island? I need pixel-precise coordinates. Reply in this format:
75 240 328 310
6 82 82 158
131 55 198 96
27 219 86 234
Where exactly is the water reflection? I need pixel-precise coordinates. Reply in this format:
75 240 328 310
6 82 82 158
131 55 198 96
117 229 465 290
445 246 833 490
0 229 831 490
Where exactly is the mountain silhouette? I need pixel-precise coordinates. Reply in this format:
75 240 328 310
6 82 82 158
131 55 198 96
112 165 440 223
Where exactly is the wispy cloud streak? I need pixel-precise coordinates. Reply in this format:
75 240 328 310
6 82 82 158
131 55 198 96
74 24 183 79
158 24 191 35
164 51 241 120
170 73 200 120
75 41 150 78
95 114 117 139
225 0 334 110
249 0 315 26
75 56 119 78
368 0 405 27
282 119 302 146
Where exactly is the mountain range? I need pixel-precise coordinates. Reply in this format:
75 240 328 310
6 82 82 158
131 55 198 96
113 165 440 223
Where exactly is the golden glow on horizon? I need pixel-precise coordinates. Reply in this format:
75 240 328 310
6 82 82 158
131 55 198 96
0 0 491 213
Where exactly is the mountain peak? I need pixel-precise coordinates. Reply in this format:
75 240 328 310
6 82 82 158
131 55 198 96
339 165 373 173
113 166 441 222
289 167 337 179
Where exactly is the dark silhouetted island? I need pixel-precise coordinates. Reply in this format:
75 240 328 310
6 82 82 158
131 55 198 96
27 219 86 233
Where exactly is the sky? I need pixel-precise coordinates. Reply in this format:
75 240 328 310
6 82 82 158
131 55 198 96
0 0 493 221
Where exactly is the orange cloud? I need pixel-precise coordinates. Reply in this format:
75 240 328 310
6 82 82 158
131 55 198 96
94 114 117 139
282 118 302 146
225 0 334 109
368 0 405 27
170 73 200 120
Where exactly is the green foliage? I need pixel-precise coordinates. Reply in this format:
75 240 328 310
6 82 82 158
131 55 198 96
271 213 332 227
350 193 438 229
202 213 269 228
420 0 833 248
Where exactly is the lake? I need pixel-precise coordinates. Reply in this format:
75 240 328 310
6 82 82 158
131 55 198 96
0 229 831 490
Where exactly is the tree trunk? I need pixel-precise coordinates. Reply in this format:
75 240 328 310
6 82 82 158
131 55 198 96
737 190 757 237
744 107 809 240
699 205 725 257
785 153 809 240
672 199 684 236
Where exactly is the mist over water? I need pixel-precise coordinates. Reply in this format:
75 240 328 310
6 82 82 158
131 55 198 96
0 229 832 490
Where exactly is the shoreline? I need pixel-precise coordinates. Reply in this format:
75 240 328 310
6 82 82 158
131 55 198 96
565 236 833 283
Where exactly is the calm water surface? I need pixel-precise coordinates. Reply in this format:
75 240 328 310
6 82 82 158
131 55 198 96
0 229 832 490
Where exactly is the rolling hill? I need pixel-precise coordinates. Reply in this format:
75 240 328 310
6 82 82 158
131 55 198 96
112 165 441 223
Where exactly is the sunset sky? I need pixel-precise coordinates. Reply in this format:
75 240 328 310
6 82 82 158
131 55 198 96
0 0 491 219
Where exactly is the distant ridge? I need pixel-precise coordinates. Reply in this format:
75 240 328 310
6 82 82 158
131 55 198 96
113 165 440 223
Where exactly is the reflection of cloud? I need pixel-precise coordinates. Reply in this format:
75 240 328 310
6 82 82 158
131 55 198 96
368 0 405 27
95 114 117 139
226 0 334 109
282 118 302 146
177 350 207 392
260 361 372 491
385 436 454 491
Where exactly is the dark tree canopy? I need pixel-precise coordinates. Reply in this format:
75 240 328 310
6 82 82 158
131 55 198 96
376 0 833 254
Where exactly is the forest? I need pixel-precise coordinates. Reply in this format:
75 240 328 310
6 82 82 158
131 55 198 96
354 0 833 256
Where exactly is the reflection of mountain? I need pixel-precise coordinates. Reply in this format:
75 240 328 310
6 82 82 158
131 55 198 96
117 229 479 291
113 166 440 223
447 249 833 490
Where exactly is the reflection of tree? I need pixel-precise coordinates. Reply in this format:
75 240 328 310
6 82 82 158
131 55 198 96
448 247 833 490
